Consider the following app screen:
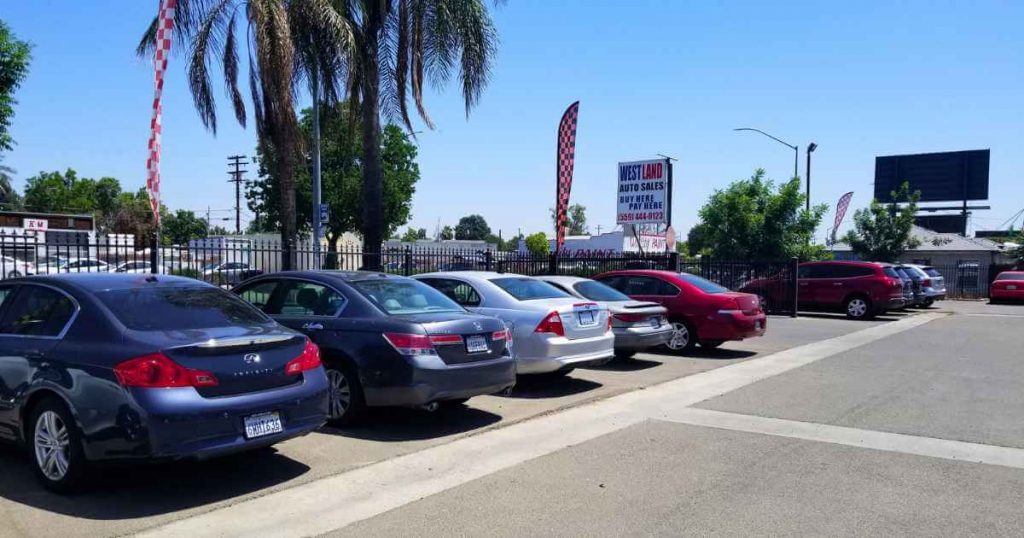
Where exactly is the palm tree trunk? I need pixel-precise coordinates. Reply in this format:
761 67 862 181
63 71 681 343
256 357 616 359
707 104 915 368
360 9 384 271
276 132 298 270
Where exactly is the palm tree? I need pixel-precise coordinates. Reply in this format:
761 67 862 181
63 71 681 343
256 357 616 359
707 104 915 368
139 0 348 268
0 155 21 210
332 0 500 269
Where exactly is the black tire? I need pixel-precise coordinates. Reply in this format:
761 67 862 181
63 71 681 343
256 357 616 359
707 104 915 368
923 299 934 308
699 340 724 349
757 294 770 314
844 295 874 320
29 397 90 493
614 350 637 360
440 398 470 409
7 270 21 278
324 364 365 427
663 320 696 352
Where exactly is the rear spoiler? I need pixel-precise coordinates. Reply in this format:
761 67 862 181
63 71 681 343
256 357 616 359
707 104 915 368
171 334 300 353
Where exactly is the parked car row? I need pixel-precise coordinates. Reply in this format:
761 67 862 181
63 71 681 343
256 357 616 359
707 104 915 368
0 268 768 492
741 260 949 320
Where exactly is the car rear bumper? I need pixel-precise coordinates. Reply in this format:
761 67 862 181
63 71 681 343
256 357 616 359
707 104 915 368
516 332 616 374
96 370 329 462
991 289 1024 301
880 297 906 310
698 311 767 341
613 324 674 351
364 355 516 407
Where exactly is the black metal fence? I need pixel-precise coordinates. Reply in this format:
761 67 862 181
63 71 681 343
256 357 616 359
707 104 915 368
924 262 1020 300
0 232 803 313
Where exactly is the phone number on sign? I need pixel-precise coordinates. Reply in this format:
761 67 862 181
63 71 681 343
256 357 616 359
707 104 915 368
618 212 665 222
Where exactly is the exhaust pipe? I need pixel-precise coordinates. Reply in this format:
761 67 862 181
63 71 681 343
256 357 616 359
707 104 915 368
420 401 439 412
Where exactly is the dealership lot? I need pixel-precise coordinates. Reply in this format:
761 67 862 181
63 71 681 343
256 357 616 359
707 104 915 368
0 313 886 538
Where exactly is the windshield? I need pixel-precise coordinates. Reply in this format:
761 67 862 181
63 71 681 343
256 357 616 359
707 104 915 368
678 273 728 294
573 280 631 302
351 278 464 314
996 273 1024 281
883 267 900 278
97 286 270 331
491 277 569 301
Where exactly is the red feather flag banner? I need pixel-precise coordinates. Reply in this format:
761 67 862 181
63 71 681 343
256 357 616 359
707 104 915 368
145 0 178 227
831 191 854 244
555 101 580 251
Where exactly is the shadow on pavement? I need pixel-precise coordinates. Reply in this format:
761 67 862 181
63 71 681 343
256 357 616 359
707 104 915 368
326 405 502 442
583 358 661 372
0 444 309 520
646 348 758 360
505 375 603 399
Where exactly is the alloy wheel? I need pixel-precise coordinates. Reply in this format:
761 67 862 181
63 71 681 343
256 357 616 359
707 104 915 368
34 411 70 482
326 369 352 420
667 322 690 350
847 298 868 318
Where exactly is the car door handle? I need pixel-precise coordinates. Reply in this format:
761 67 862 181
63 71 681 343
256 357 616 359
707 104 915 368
302 322 324 331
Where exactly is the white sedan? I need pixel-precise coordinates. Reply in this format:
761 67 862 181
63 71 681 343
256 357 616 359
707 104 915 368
35 258 109 274
0 256 35 278
415 272 615 375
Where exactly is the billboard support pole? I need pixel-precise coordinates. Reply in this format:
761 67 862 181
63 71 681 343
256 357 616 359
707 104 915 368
962 156 970 236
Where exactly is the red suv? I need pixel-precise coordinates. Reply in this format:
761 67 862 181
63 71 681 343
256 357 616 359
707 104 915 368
740 261 905 320
595 270 766 352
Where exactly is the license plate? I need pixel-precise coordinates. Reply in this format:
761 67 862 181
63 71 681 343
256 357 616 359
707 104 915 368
1009 285 1018 290
466 334 489 353
244 411 283 439
650 317 661 328
755 321 763 330
577 310 596 326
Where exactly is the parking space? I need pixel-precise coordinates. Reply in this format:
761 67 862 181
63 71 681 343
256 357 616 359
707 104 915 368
329 420 1024 537
0 313 891 538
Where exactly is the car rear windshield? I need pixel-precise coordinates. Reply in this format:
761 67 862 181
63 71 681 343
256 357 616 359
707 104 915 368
573 280 631 302
350 278 464 314
678 273 728 293
97 286 271 331
996 273 1024 281
491 277 569 301
883 267 900 278
923 267 942 278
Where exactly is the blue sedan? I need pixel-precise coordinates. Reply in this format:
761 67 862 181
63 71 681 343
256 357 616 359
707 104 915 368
0 273 329 492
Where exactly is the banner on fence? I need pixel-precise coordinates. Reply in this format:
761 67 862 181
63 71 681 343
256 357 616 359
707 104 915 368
555 101 580 251
617 158 670 225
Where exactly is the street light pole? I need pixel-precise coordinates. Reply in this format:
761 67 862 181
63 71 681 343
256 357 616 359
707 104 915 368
806 142 817 212
733 127 798 179
311 68 323 269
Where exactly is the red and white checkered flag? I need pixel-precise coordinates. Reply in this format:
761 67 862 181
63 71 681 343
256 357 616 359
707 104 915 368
145 0 177 226
831 191 854 243
555 101 580 251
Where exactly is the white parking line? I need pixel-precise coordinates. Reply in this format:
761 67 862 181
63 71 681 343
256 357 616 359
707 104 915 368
660 408 1024 469
135 313 944 538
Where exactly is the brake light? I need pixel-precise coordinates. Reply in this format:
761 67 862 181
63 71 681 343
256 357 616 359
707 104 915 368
285 339 322 375
428 334 463 346
607 312 613 332
492 329 509 340
535 311 565 337
922 278 932 287
114 352 219 388
383 333 437 355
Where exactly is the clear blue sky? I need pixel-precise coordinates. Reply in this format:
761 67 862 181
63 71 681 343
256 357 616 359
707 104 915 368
3 1 1023 239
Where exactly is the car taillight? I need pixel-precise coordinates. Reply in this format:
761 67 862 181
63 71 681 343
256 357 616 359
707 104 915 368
383 332 437 356
606 313 613 332
114 352 219 388
535 311 565 337
492 329 509 341
285 339 322 375
428 334 463 346
923 278 932 287
613 313 649 322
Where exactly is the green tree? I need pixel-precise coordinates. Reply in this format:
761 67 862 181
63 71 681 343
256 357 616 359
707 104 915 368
138 2 345 267
0 20 31 152
162 209 209 245
247 103 419 251
455 214 491 240
0 154 22 210
696 169 828 260
842 182 922 262
332 1 501 268
400 227 427 242
550 203 588 236
439 225 454 241
23 169 117 215
209 225 231 236
525 232 549 256
686 223 709 257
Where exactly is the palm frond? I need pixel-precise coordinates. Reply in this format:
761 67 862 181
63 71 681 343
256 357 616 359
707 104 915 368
394 0 414 132
409 0 434 128
223 8 247 127
186 0 235 133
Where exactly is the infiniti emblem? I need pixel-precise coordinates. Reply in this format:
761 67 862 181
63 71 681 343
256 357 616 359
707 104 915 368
473 322 483 331
243 353 261 364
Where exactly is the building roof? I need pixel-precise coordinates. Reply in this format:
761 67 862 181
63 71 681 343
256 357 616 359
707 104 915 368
833 225 1007 253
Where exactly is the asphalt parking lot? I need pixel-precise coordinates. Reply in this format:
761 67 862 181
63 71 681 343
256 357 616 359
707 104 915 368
0 312 891 538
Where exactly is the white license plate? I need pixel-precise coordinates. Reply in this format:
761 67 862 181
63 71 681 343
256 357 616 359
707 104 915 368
466 335 489 353
577 310 597 326
755 321 763 330
244 411 283 439
1009 285 1018 290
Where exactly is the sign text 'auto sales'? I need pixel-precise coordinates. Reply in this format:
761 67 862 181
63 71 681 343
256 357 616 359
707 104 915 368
617 159 669 225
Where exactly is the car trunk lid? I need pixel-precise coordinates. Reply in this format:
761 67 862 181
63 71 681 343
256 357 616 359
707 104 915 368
396 312 509 365
557 302 609 340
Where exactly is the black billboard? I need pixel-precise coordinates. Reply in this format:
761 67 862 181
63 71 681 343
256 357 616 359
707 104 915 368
874 149 989 203
914 215 966 234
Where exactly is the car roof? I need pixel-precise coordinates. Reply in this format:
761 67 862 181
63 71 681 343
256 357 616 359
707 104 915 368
20 273 211 292
416 271 529 280
256 270 415 283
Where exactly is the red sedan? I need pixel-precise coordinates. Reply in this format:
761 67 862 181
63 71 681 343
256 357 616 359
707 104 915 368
595 270 766 351
991 271 1024 303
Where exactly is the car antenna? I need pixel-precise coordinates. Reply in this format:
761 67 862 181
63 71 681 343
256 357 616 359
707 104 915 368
145 275 158 283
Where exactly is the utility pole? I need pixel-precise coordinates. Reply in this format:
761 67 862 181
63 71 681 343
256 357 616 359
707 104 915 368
227 155 248 234
310 68 323 268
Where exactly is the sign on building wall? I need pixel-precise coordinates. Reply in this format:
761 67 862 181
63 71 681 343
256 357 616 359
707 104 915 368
24 218 48 231
617 159 670 225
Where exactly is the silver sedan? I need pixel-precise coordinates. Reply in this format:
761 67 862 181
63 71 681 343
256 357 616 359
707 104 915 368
415 272 615 375
538 275 673 358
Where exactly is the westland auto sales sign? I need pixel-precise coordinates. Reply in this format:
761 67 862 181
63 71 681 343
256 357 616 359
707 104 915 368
617 159 669 224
